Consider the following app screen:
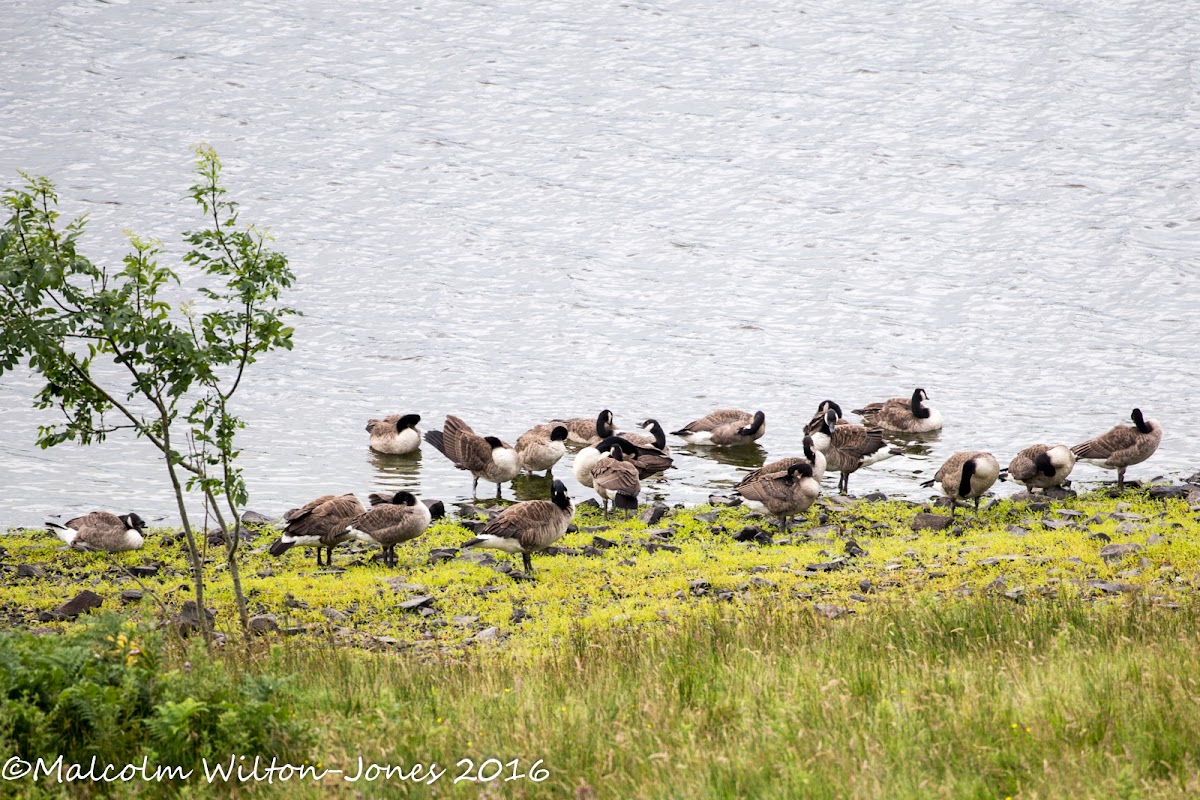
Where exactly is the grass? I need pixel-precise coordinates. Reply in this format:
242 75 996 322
3 489 1200 797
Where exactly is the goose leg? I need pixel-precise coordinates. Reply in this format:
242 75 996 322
472 476 479 497
315 548 324 567
974 497 981 513
496 482 503 500
327 546 334 566
522 552 533 575
949 501 956 519
1117 467 1125 491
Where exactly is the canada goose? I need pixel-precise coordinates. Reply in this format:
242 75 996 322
1007 444 1076 492
737 435 827 486
803 400 850 442
549 410 616 446
344 492 445 567
853 388 943 433
515 425 570 476
269 493 366 566
672 409 766 446
366 413 421 455
575 435 672 485
462 479 574 575
922 451 1001 517
617 419 672 456
590 440 642 516
734 462 820 532
810 408 892 494
46 512 147 553
424 415 521 498
1071 408 1163 490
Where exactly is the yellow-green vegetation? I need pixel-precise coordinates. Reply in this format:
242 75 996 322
3 491 1200 798
3 492 1198 656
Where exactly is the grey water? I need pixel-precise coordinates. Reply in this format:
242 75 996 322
1 0 1198 529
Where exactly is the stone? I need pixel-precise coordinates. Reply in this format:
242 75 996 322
16 564 46 578
542 546 582 556
247 614 279 634
639 503 669 525
1099 543 1142 563
386 580 428 593
814 603 853 619
54 590 103 619
592 536 617 549
241 510 274 526
862 492 888 502
472 627 502 643
320 607 348 622
580 546 604 557
130 565 159 578
689 579 711 596
428 548 458 564
708 494 742 507
1003 587 1026 603
119 590 143 604
176 600 216 634
844 540 868 558
1087 580 1138 595
807 558 847 572
732 525 768 543
911 513 953 532
984 576 1007 594
1040 518 1072 530
1088 532 1112 543
1005 525 1029 537
451 615 479 627
398 596 435 611
642 541 681 554
1148 485 1191 500
748 576 776 588
256 568 276 578
577 498 601 510
858 578 874 593
510 607 529 624
1055 509 1087 517
694 511 720 523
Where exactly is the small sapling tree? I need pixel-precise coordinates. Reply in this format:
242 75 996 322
0 146 296 641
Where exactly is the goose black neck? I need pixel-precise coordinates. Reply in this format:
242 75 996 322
596 410 614 438
911 389 929 419
958 460 976 498
1035 452 1055 477
551 480 570 510
741 411 765 436
803 436 816 462
1132 408 1151 434
649 421 666 450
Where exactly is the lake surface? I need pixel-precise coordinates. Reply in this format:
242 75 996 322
1 0 1197 528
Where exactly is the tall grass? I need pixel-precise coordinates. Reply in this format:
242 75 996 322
228 598 1200 799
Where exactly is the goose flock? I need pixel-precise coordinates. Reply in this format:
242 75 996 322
44 393 1165 577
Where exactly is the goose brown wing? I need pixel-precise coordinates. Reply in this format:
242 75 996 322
285 494 363 538
1071 424 1137 460
1008 446 1044 482
443 415 493 471
831 425 886 458
65 511 123 533
676 409 749 434
347 503 420 537
738 457 805 487
481 500 565 548
592 459 641 496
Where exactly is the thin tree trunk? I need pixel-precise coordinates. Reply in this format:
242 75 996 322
205 488 250 632
162 428 210 645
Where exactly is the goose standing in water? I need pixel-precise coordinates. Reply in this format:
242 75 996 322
462 479 574 576
737 435 826 486
853 389 943 433
270 493 365 566
672 409 766 446
809 408 892 494
575 435 671 486
803 400 849 441
425 415 521 498
515 424 570 476
47 512 147 553
1071 408 1162 491
549 410 616 446
734 462 820 532
590 440 642 516
1007 444 1076 492
345 492 444 567
366 413 421 455
922 451 1001 517
617 418 672 456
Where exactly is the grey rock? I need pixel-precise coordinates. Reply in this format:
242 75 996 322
849 593 871 603
1005 525 1029 537
130 565 159 578
1099 543 1142 563
451 615 479 627
510 607 529 623
807 558 847 572
256 568 276 578
1003 587 1026 602
748 576 776 588
858 578 874 593
247 614 279 634
54 590 103 619
320 607 348 622
577 498 601 510
428 547 458 564
1043 486 1077 500
1055 509 1087 518
642 541 681 554
814 603 853 619
1040 518 1072 530
1148 485 1191 500
176 600 216 633
911 513 954 532
580 546 604 557
694 511 720 523
387 580 428 593
241 510 274 526
1088 532 1112 543
16 563 46 578
689 579 711 596
472 626 502 643
398 596 435 611
733 525 770 544
984 576 1007 594
639 503 669 525
119 589 143 604
708 494 742 507
473 585 504 596
592 536 617 549
862 492 888 502
1087 580 1138 595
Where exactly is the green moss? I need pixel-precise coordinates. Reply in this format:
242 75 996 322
4 490 1197 660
